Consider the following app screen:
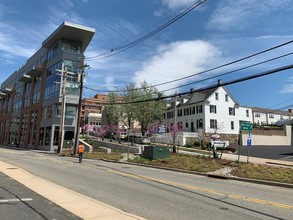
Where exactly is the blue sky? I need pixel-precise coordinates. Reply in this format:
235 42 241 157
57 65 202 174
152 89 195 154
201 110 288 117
0 0 292 110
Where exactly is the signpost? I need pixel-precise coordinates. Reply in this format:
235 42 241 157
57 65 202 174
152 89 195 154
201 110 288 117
239 122 253 163
247 132 252 163
240 122 253 131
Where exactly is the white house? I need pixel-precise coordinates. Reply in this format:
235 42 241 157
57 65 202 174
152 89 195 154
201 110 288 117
251 107 292 125
163 86 292 137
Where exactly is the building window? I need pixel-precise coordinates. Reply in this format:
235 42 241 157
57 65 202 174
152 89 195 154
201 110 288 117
197 119 203 129
186 122 188 128
47 105 53 118
269 114 274 119
229 107 235 116
177 109 182 117
215 92 219 100
210 119 217 129
184 108 190 116
66 106 76 119
191 106 195 114
231 121 234 130
246 109 249 117
210 105 217 114
225 94 229 102
280 115 283 120
255 113 260 117
196 105 203 114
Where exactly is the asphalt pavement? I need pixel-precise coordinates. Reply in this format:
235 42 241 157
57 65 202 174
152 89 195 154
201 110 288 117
0 172 81 220
235 145 293 162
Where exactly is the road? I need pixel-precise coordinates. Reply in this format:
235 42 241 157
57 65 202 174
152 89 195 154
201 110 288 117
0 147 292 220
0 172 81 220
236 145 293 162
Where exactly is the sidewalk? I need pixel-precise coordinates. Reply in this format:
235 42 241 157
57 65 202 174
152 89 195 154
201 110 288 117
178 149 293 168
0 160 145 220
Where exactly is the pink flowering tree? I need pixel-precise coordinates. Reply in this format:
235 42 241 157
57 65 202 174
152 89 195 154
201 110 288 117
166 122 183 153
147 121 161 136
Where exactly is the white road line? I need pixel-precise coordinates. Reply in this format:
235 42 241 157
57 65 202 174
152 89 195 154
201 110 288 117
0 198 33 203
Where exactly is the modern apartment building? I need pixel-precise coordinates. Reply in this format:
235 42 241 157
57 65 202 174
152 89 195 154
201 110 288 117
0 22 95 151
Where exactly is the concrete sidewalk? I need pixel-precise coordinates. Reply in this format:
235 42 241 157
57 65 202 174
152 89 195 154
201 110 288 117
0 160 145 220
178 149 293 168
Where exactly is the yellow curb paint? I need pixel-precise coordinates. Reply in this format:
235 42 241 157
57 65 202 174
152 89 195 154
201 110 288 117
107 168 293 210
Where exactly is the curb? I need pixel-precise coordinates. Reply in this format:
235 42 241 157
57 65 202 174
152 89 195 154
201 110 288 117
100 159 293 189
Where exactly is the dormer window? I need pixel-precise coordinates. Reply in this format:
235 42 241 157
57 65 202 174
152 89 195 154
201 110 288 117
215 92 219 100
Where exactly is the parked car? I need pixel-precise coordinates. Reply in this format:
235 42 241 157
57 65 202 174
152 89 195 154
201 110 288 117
129 135 151 144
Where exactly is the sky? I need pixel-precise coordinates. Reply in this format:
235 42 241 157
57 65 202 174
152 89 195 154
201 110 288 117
0 0 293 110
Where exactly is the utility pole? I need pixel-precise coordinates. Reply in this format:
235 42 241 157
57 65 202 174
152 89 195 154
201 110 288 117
57 64 67 153
173 91 177 152
74 56 86 154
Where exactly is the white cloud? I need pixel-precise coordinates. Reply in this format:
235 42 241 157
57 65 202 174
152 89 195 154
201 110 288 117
160 0 198 10
207 0 292 31
132 40 221 94
280 84 293 94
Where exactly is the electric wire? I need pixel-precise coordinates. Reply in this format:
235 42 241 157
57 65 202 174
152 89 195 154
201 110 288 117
83 50 293 94
85 0 206 60
94 63 293 105
85 40 293 93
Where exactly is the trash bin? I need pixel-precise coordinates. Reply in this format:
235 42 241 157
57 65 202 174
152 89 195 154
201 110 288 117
143 145 169 160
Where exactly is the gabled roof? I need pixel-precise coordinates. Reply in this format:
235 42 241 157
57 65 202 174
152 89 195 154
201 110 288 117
251 107 293 116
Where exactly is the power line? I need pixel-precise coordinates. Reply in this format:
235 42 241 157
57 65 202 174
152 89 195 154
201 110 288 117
85 0 206 60
159 52 293 93
85 40 293 93
97 63 293 105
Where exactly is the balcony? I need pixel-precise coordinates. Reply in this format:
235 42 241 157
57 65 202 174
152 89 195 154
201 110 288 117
18 74 32 83
26 67 42 77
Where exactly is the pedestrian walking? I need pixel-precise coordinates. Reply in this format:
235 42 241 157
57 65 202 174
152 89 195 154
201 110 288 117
78 143 85 163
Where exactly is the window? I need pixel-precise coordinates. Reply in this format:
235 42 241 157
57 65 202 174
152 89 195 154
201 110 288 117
196 105 203 114
177 109 182 117
185 122 188 128
210 119 217 129
215 92 219 100
269 114 274 119
246 109 249 117
229 107 235 116
66 106 76 119
231 121 234 130
197 119 203 129
47 105 53 118
191 106 195 114
210 105 217 113
225 94 229 102
184 108 190 116
255 113 260 117
167 111 174 119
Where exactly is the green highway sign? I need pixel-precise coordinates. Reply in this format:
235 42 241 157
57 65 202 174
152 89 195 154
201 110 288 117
240 122 253 131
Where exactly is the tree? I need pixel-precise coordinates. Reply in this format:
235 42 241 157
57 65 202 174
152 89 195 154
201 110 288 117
102 92 121 126
133 81 165 135
166 123 183 153
121 83 140 129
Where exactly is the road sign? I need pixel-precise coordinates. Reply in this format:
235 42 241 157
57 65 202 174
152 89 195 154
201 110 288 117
247 139 252 146
247 132 252 146
241 122 253 131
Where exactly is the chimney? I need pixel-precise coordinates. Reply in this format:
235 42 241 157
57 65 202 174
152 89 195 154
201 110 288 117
218 79 222 86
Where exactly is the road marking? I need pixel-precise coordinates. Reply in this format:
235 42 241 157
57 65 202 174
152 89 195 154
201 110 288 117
0 198 33 203
107 169 293 210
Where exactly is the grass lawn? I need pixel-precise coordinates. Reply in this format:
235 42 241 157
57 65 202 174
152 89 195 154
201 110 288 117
64 149 293 184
